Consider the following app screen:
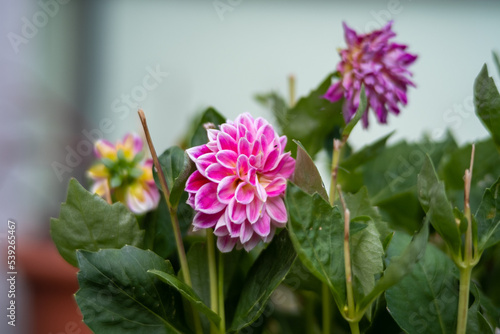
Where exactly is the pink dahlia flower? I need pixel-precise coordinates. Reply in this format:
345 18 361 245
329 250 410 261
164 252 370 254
185 113 295 252
87 133 160 214
324 21 417 128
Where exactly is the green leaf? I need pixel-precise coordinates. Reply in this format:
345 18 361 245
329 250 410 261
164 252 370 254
254 91 289 130
183 242 211 332
190 107 226 147
230 230 297 332
351 223 384 319
278 72 345 159
75 246 190 334
358 218 428 314
474 64 500 149
148 269 221 327
341 85 367 139
438 138 500 211
493 51 500 77
417 155 461 256
340 133 457 234
50 178 144 267
385 232 458 334
467 284 494 334
154 146 195 207
291 140 328 201
339 131 394 172
285 182 346 308
343 187 392 245
476 178 500 251
141 192 193 259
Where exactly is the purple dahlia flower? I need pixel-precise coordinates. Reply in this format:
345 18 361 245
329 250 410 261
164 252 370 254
185 113 295 252
324 21 417 127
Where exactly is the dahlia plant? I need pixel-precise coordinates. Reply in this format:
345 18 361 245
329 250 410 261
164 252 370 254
50 22 500 334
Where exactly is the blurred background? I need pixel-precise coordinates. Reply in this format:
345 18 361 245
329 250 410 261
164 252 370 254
0 0 499 332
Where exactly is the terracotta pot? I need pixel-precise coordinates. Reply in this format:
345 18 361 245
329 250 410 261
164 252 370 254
18 239 92 334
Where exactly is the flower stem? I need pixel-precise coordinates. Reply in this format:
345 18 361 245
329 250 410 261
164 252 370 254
138 109 202 334
322 283 331 334
218 252 226 334
338 187 358 334
457 266 472 334
329 139 343 205
456 144 475 334
206 229 219 334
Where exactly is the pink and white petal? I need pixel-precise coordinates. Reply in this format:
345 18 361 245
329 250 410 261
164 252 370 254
272 218 287 229
238 137 251 157
235 182 255 204
237 113 256 134
195 152 217 176
254 214 271 237
279 136 287 153
205 164 233 182
186 144 211 161
207 129 219 141
240 220 254 244
264 177 287 197
192 211 222 231
251 140 261 157
254 117 267 130
216 150 238 169
220 123 237 140
217 132 237 152
249 153 263 170
265 196 287 223
263 225 276 243
245 169 257 188
263 149 280 172
217 176 239 204
246 197 264 224
245 130 255 143
228 198 246 224
261 125 276 147
227 220 241 238
236 155 250 179
185 170 210 193
195 182 226 214
267 153 295 179
217 235 237 253
236 122 248 141
255 181 268 202
145 184 161 209
186 193 196 208
206 141 218 152
242 234 261 252
214 213 229 236
127 188 155 214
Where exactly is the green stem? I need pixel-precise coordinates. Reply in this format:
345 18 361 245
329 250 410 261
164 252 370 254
218 252 226 334
338 187 360 334
329 139 342 205
457 266 472 334
322 283 331 334
138 109 202 334
348 321 361 334
456 144 475 334
206 229 219 334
